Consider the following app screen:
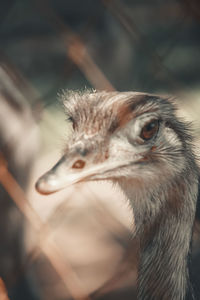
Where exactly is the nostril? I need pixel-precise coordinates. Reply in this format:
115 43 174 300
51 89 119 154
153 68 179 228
72 159 85 169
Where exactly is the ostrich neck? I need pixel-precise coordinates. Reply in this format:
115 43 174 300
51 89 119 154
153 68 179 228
138 216 192 300
119 176 198 300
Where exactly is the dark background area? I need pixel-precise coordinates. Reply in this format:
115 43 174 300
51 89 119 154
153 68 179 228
1 0 200 101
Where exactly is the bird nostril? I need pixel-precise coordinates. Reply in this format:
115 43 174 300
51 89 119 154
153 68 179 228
72 159 85 169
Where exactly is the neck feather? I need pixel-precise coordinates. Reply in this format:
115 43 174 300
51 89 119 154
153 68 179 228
119 172 198 300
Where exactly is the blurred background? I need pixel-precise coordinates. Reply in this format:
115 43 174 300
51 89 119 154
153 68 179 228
0 0 200 299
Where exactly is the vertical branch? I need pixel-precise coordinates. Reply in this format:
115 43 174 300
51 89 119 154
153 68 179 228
0 278 10 300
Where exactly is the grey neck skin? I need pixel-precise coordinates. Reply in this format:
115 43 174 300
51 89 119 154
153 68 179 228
119 171 198 300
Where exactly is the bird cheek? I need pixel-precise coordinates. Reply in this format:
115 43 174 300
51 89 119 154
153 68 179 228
138 156 149 163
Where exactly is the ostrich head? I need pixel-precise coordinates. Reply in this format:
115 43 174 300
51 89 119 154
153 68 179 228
36 91 199 299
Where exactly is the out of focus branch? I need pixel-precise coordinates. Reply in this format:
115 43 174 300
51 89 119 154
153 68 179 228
0 278 10 300
0 153 91 300
103 0 183 91
35 0 115 91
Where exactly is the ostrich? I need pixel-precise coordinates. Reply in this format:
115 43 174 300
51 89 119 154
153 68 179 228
36 91 199 300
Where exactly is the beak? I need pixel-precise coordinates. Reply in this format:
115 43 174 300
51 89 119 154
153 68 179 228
35 152 132 195
35 155 88 195
35 153 114 195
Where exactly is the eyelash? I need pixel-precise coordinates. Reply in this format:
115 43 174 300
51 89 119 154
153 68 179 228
67 116 76 129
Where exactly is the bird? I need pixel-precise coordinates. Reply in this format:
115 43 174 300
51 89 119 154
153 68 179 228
36 90 200 300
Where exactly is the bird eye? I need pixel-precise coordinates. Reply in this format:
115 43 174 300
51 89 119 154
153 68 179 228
72 159 85 169
140 119 159 141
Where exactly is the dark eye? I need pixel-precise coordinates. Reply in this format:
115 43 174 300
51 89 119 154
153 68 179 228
140 119 159 141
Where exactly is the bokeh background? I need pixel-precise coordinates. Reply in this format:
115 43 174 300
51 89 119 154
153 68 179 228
0 0 200 299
